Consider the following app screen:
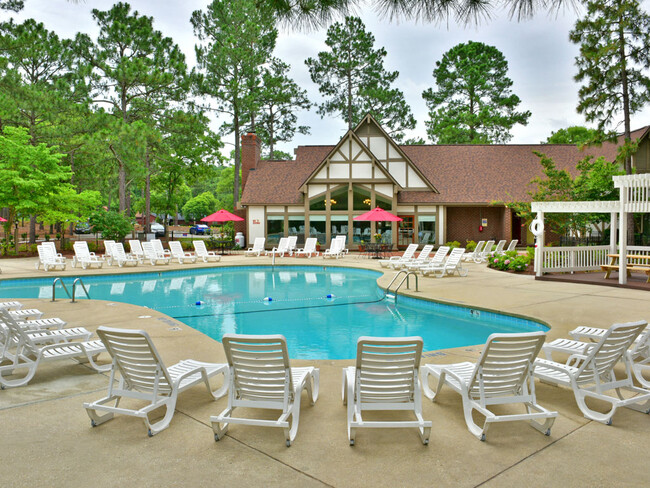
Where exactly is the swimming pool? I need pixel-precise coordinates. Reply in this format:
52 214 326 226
0 266 548 359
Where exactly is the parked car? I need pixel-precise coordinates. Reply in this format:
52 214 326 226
189 224 211 235
150 223 165 237
74 222 93 234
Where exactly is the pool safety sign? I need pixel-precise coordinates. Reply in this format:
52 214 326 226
481 218 488 227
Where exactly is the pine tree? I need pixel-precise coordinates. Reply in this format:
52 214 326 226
422 41 530 144
305 16 415 140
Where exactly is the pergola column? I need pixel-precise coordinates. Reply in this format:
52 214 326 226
609 212 618 255
619 192 628 285
533 212 544 277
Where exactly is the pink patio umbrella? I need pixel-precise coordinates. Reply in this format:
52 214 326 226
201 209 244 223
353 207 402 222
0 217 7 222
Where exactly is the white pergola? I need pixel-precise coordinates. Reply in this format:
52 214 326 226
530 174 650 284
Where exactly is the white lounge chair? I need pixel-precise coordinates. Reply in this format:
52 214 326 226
36 244 66 271
490 240 507 256
111 242 138 267
406 245 449 271
393 244 434 270
0 309 107 388
0 301 23 311
72 241 104 269
84 326 228 436
244 237 265 257
151 239 172 258
343 336 432 445
102 240 116 265
287 235 298 256
462 241 485 262
266 237 290 258
534 321 650 425
336 235 349 255
547 320 650 388
141 241 171 265
128 240 145 264
169 241 197 264
211 334 319 446
295 237 319 258
476 240 495 263
378 243 417 268
422 332 557 441
193 240 221 262
322 238 344 259
505 239 518 252
420 248 468 277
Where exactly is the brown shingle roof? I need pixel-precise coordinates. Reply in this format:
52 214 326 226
240 130 646 206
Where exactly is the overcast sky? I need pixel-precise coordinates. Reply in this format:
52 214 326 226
9 0 650 155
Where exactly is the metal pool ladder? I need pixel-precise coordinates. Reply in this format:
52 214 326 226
51 278 91 303
385 271 419 302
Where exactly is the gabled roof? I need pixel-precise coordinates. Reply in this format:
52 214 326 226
299 129 401 191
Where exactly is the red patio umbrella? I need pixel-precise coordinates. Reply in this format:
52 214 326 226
0 216 7 222
201 209 244 223
353 207 402 222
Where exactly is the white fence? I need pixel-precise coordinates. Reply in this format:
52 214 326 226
540 245 650 274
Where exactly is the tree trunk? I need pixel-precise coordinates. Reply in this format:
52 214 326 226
618 22 635 244
145 147 151 234
29 216 36 244
233 112 241 209
347 69 353 129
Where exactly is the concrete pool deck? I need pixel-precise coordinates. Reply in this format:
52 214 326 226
1 253 649 487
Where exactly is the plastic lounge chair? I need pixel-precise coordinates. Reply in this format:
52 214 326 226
84 326 228 436
128 240 145 264
295 237 319 258
533 321 650 424
462 241 485 262
378 243 417 268
8 308 44 320
406 245 449 271
141 241 171 265
393 244 434 270
505 239 518 252
476 240 495 263
0 301 24 311
193 240 221 262
342 336 432 445
322 238 344 259
151 239 172 259
244 237 265 257
211 334 319 446
169 241 197 264
491 240 507 256
420 248 468 277
287 235 298 256
336 235 349 255
36 244 66 271
111 242 138 267
0 309 107 388
102 240 116 265
72 241 104 269
421 332 557 441
545 320 650 389
266 237 290 258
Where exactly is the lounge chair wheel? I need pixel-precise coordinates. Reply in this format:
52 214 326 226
214 433 221 442
91 420 97 427
148 429 153 437
349 439 354 446
606 419 613 426
545 428 551 436
286 440 291 447
480 433 486 442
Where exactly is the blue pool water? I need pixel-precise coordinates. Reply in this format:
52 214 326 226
0 266 547 359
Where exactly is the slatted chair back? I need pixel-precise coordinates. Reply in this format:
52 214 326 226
73 241 92 261
151 239 168 256
400 243 418 261
506 240 518 251
302 238 317 253
222 334 292 405
103 240 116 258
444 248 465 268
287 236 298 253
168 241 185 258
414 244 434 263
493 240 507 255
575 321 647 386
467 332 546 403
193 240 209 257
355 336 423 405
251 238 265 252
430 245 450 265
480 240 495 260
97 326 174 397
0 308 39 354
129 239 144 257
112 242 128 261
141 241 160 259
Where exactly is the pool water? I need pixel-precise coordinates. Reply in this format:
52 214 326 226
0 266 547 359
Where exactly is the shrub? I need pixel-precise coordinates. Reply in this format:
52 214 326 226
44 234 50 241
29 243 38 253
87 241 98 253
445 240 461 250
465 240 477 252
19 244 27 252
487 250 532 272
89 210 134 241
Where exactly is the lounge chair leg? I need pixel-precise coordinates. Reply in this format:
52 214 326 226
0 362 38 388
144 399 176 436
575 391 617 425
211 407 232 441
525 403 556 435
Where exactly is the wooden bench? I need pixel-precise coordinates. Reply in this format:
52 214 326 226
601 264 650 282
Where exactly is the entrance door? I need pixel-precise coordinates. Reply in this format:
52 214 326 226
398 216 414 248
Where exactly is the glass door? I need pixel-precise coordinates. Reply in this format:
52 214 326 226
398 216 414 248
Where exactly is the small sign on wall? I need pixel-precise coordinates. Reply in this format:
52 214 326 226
481 218 488 227
253 219 260 225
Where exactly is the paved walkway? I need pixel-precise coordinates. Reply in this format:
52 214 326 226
1 253 649 487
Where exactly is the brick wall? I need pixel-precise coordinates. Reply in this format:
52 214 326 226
446 206 512 245
241 133 261 193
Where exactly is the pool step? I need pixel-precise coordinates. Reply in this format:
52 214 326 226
385 293 396 301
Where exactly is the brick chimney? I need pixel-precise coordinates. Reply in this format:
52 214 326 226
241 132 261 193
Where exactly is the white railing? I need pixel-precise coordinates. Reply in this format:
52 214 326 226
541 246 610 273
540 245 650 274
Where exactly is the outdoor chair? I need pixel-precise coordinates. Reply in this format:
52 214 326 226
111 242 138 267
420 248 468 277
102 240 116 265
141 241 171 265
462 241 485 262
72 241 104 269
266 237 290 258
534 321 650 424
244 237 265 257
505 239 519 252
151 239 172 258
378 243 417 268
212 334 319 446
322 238 344 259
490 240 507 256
295 237 319 258
287 235 298 256
84 326 228 436
336 235 349 255
128 240 145 264
193 240 221 262
421 332 557 441
36 244 66 271
169 241 197 264
343 336 431 445
392 244 433 270
476 240 495 263
406 245 449 271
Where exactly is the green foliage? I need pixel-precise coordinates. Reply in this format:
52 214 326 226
88 210 133 241
544 126 602 145
305 16 416 140
465 240 477 252
422 41 530 144
571 0 650 174
444 240 461 249
257 58 311 158
0 1 24 12
269 150 293 160
487 250 531 272
182 192 218 222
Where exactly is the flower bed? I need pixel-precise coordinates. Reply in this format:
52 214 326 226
487 248 535 273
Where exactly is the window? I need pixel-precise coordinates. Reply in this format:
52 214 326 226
331 215 348 237
330 186 348 211
418 215 436 244
266 216 284 245
375 193 392 210
353 220 371 243
288 216 305 245
309 194 326 211
352 186 372 211
309 215 326 245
